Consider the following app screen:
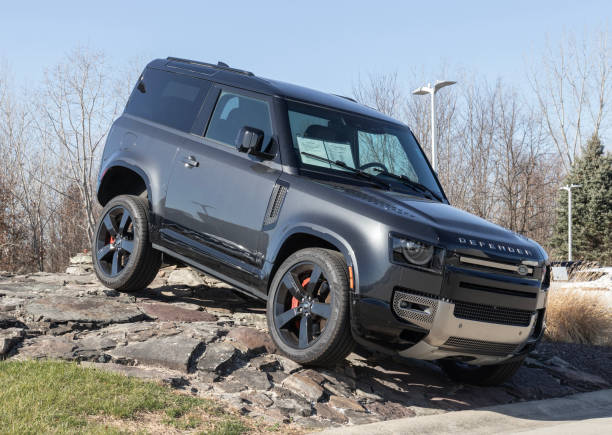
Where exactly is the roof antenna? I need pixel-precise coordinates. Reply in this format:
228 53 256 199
217 61 229 68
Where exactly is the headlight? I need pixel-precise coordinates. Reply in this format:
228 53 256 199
391 235 444 272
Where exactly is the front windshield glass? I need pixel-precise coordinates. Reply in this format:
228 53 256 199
287 100 444 200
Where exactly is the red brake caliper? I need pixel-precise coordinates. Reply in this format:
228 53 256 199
292 277 310 328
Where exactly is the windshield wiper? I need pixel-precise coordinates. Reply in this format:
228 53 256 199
374 168 443 202
301 152 390 190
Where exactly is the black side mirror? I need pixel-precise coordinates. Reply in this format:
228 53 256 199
235 126 274 159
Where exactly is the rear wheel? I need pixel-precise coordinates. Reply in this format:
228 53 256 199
93 195 161 292
439 355 526 386
267 248 355 366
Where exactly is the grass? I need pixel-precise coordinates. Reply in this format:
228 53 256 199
545 286 612 346
0 360 257 434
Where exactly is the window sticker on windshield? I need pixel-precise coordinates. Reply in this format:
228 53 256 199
325 141 355 169
296 136 331 168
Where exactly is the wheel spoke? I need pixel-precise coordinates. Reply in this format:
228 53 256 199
118 209 130 233
298 316 313 348
103 214 118 236
121 240 134 253
111 251 120 275
276 308 300 328
311 302 331 319
305 265 322 294
97 244 113 261
282 273 303 299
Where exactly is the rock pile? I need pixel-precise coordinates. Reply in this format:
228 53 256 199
0 256 610 429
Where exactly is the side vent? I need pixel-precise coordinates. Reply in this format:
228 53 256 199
264 183 288 226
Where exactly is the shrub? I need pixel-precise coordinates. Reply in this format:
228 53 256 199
545 286 612 345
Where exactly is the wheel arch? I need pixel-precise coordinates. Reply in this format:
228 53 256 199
97 163 152 207
267 226 359 294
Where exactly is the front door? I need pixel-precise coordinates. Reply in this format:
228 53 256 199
161 86 281 291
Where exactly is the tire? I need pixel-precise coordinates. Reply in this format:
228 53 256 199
92 194 161 292
439 355 526 386
267 248 355 366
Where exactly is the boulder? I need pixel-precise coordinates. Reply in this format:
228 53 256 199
109 335 203 372
226 327 276 354
328 395 365 412
138 303 217 322
315 403 348 424
0 328 25 355
69 253 93 265
25 296 145 325
197 342 241 373
281 372 325 402
167 268 206 287
232 367 272 391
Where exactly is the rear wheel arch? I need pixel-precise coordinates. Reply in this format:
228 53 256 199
268 229 358 294
97 165 151 207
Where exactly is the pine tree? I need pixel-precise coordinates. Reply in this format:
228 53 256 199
551 134 612 263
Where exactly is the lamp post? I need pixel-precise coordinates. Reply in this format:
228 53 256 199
412 80 456 172
560 184 581 261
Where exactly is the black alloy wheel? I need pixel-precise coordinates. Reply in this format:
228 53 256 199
273 262 333 349
267 248 355 366
95 205 135 277
92 195 161 292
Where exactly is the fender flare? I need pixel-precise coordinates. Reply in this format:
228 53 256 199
98 161 153 207
270 224 361 293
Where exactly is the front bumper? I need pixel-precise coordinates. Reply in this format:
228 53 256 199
392 289 545 364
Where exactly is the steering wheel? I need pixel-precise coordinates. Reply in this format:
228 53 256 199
359 162 388 173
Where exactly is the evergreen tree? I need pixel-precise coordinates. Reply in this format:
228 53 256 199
551 134 612 263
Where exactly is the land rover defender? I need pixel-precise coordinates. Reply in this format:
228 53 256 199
94 58 549 385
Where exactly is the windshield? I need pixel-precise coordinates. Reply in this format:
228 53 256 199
286 100 444 200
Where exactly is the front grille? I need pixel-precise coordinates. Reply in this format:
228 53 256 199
454 301 534 326
441 337 520 356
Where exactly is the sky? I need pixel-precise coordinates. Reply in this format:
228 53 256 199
1 1 609 93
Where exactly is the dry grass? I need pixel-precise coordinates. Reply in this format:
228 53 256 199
545 286 612 346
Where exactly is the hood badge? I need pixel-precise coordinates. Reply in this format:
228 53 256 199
457 237 534 257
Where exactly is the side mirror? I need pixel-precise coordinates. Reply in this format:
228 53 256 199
235 126 274 159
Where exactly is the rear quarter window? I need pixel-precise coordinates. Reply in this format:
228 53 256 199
125 68 210 132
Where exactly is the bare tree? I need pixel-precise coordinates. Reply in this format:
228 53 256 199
529 30 611 171
36 48 118 247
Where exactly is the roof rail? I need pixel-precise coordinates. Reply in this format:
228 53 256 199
332 94 358 103
166 57 254 76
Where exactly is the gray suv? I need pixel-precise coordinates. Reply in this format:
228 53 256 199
94 57 549 385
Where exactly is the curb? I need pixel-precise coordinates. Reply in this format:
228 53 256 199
315 389 612 435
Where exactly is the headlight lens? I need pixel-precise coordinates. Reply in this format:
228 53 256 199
391 236 444 271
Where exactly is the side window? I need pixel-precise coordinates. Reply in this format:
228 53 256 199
125 68 210 132
205 91 272 149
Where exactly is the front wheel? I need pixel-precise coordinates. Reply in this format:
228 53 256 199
439 355 526 386
92 195 161 292
266 248 355 366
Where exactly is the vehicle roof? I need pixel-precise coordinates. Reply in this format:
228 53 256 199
147 58 404 126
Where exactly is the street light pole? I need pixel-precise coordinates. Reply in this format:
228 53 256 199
413 80 456 172
560 184 581 261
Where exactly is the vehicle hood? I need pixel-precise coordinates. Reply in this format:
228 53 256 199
329 183 544 260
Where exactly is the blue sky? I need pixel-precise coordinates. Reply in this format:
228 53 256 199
1 0 610 97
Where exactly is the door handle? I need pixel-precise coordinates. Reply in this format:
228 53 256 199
182 155 199 168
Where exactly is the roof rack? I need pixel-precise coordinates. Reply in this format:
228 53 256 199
332 94 358 103
166 57 254 77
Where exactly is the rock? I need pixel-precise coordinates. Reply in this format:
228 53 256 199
218 380 247 393
65 266 92 275
70 253 93 265
249 354 281 372
506 368 576 399
109 335 203 372
324 380 352 398
16 335 77 360
25 296 145 325
547 365 609 388
232 367 271 391
275 355 302 374
167 268 205 287
0 328 25 355
315 403 348 423
138 303 217 322
240 391 274 408
366 400 415 419
328 395 365 412
281 372 325 402
226 327 276 354
81 361 182 383
197 342 241 373
274 397 312 417
344 409 380 425
0 313 24 328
